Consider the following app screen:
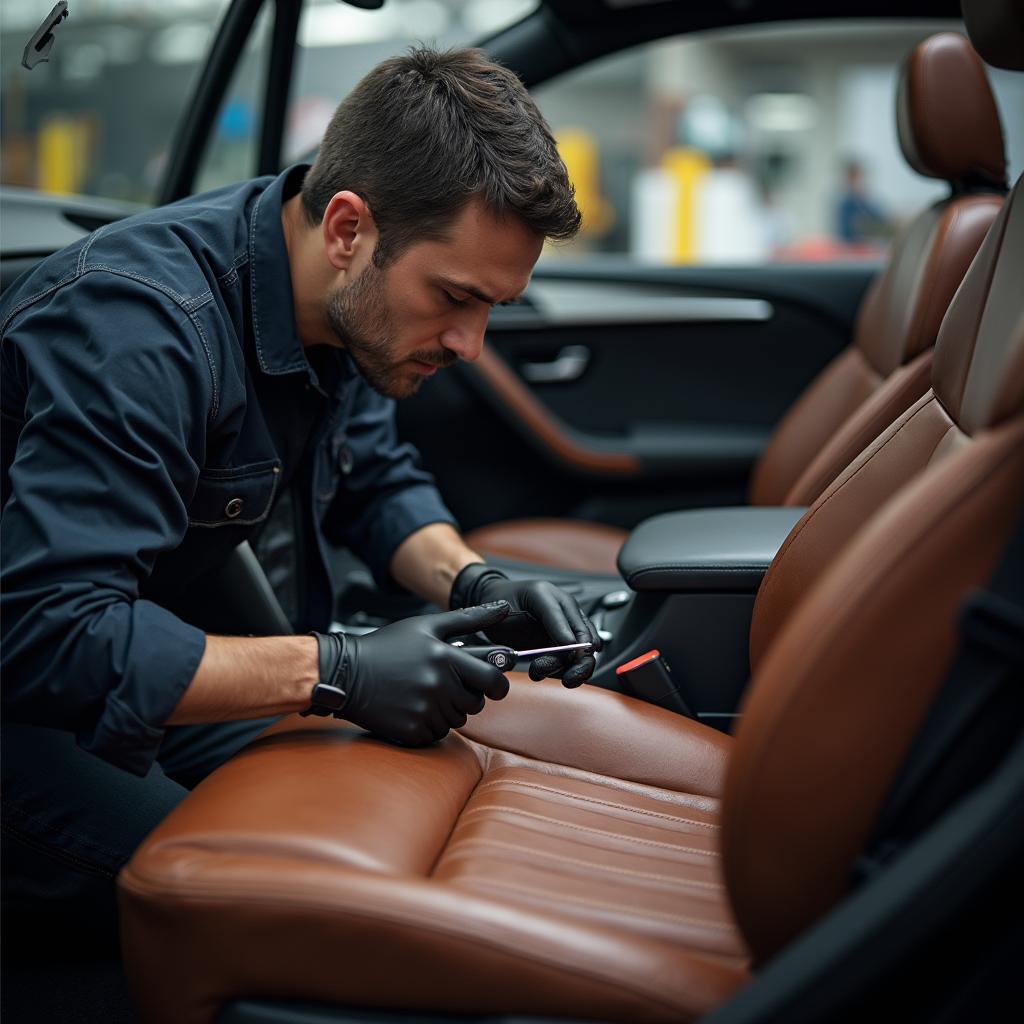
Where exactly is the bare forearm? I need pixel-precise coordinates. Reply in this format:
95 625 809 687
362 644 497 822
167 634 318 725
389 523 483 609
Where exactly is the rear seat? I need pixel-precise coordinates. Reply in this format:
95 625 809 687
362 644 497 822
118 158 1024 1024
466 31 1008 575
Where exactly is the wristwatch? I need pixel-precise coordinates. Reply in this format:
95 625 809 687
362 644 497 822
302 680 347 717
301 631 349 718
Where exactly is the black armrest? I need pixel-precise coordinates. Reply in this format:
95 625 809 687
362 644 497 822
617 507 806 593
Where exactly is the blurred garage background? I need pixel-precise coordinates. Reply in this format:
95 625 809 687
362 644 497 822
3 0 1023 266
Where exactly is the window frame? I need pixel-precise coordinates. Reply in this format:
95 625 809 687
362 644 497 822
156 0 962 206
159 0 300 205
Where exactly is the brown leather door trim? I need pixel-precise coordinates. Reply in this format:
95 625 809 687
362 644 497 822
472 347 641 476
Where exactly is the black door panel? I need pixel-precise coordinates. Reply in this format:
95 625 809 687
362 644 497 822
398 260 879 533
491 316 832 433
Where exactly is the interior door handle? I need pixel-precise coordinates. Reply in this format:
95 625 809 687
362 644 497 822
520 345 591 383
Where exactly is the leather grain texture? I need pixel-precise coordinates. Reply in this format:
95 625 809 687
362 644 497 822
119 680 745 1024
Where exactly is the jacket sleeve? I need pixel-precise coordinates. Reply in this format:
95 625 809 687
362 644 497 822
324 380 457 586
1 271 214 775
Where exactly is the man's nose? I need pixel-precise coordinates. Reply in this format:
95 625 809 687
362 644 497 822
439 309 488 363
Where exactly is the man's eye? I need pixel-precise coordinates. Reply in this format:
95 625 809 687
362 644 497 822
443 291 468 307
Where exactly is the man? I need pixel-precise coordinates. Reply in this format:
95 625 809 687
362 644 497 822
0 48 598 943
835 159 889 245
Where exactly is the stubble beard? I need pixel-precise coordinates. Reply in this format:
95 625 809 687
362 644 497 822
326 261 455 400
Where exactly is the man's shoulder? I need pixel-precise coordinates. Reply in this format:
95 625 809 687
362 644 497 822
81 177 272 301
2 176 272 329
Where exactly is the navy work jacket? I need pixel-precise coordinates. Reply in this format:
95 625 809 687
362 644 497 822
0 166 456 775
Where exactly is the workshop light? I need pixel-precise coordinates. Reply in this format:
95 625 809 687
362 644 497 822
298 0 449 48
745 93 818 133
150 22 214 65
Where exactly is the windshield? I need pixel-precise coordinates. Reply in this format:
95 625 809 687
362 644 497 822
0 0 536 205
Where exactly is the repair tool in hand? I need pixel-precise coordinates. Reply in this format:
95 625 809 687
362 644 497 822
451 640 593 670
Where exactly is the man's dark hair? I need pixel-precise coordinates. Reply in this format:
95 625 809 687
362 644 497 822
301 47 581 265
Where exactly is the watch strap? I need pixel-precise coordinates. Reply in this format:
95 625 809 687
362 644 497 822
300 631 349 717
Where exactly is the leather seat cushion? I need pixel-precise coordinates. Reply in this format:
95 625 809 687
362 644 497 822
119 679 748 1024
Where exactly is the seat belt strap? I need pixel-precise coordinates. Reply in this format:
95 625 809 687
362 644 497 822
854 499 1024 882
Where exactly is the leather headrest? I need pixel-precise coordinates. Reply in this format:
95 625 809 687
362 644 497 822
962 0 1024 70
897 33 1006 187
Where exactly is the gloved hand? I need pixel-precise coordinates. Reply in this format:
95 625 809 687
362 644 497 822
449 563 602 687
310 601 513 746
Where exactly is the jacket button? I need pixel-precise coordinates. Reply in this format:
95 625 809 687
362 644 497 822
224 497 244 518
338 445 354 475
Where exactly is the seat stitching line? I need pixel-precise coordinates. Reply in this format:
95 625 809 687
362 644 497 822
440 836 724 889
453 805 719 856
954 185 1014 416
475 778 718 829
910 202 962 358
770 394 938 568
472 745 723 809
455 876 736 932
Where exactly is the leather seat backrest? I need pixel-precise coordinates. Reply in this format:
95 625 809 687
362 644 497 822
725 172 1024 961
750 179 1024 669
748 33 1006 507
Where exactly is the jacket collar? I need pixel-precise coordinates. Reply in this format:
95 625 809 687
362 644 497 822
248 163 315 378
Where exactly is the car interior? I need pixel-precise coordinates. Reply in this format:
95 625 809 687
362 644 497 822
466 30 1008 574
1 0 1022 1022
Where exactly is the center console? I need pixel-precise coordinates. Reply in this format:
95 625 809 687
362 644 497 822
328 506 805 732
583 506 805 730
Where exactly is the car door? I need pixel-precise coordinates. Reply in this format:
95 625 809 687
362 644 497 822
399 259 872 532
396 13 1018 535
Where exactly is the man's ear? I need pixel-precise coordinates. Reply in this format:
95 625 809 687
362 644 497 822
321 191 377 272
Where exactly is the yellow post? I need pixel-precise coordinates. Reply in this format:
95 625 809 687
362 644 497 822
37 115 89 195
556 128 613 238
661 146 710 264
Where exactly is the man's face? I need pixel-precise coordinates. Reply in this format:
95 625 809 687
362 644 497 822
326 198 542 399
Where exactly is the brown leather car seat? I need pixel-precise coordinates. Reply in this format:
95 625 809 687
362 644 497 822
118 168 1024 1021
466 32 1008 575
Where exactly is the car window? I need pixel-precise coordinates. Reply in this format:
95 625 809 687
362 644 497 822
534 20 1024 265
0 0 537 204
280 0 536 168
195 5 274 195
0 0 233 203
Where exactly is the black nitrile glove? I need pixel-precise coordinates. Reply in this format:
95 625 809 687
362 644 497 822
309 601 513 746
449 563 602 687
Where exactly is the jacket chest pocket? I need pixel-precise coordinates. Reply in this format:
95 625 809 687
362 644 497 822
188 459 282 528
